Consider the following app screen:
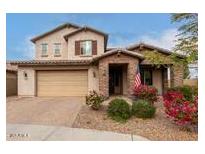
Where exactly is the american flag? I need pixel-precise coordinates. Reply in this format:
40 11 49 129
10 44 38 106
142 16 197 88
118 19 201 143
134 64 141 89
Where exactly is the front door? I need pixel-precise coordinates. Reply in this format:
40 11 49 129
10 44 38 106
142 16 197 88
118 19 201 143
109 65 123 95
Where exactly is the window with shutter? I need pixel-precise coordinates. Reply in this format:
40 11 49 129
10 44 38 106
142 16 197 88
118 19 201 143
75 41 80 55
92 40 97 55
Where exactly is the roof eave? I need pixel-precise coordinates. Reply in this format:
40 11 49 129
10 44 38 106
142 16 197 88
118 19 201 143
10 60 92 66
126 43 185 59
93 49 144 62
31 23 81 43
64 26 108 41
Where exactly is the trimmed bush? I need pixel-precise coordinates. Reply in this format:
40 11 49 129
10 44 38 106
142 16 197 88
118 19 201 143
132 99 156 119
167 85 198 101
86 91 105 110
133 85 158 104
107 98 131 122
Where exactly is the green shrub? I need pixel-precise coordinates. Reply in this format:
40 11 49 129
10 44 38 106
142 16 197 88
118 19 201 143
86 91 105 110
167 85 198 101
107 98 131 122
132 99 156 119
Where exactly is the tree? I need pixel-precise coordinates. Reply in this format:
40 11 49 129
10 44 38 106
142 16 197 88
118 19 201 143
171 13 198 63
143 13 198 79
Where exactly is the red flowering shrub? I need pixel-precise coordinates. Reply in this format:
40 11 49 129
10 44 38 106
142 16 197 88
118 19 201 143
163 91 198 125
133 85 158 105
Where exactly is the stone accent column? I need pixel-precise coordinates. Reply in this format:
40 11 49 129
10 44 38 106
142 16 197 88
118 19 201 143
98 53 139 98
127 61 138 96
99 61 109 97
162 68 168 94
170 65 184 87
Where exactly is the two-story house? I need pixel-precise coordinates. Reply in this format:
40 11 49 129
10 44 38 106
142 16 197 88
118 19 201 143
11 23 184 97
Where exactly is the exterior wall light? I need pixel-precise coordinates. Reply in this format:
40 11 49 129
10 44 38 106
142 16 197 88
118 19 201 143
93 71 96 78
23 71 28 80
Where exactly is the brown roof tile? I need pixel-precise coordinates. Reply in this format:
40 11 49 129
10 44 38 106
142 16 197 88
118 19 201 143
126 42 185 58
6 63 18 72
31 23 81 43
10 59 92 66
93 48 144 61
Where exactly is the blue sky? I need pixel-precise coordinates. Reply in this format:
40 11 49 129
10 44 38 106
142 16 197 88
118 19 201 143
6 13 180 60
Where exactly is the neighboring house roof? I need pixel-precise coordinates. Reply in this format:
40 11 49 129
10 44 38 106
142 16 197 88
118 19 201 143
93 48 144 61
31 23 81 43
6 63 18 72
10 60 92 66
126 42 184 58
64 26 108 47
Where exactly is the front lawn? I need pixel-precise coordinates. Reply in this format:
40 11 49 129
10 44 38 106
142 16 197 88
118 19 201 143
72 97 197 141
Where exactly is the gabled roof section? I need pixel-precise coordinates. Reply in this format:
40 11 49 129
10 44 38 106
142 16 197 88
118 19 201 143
64 26 108 40
93 48 144 61
31 23 81 43
126 42 184 58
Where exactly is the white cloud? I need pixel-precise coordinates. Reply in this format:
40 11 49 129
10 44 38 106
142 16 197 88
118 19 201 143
15 35 35 59
139 28 178 50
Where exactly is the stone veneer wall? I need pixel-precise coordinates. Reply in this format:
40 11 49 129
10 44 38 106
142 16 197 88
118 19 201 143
162 68 168 94
98 53 139 97
170 65 184 87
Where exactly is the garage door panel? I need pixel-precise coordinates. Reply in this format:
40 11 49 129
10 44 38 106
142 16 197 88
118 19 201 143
37 70 88 96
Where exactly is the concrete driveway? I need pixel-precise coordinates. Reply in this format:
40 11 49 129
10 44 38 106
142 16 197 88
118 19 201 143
7 124 149 141
6 97 84 127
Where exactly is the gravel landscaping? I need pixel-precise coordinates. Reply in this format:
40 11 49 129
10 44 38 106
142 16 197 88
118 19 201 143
72 98 198 141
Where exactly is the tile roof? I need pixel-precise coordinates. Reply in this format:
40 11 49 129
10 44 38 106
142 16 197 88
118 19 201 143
93 48 144 61
6 63 18 72
64 26 108 41
9 49 145 67
64 26 109 47
31 23 81 43
126 42 185 58
10 59 92 66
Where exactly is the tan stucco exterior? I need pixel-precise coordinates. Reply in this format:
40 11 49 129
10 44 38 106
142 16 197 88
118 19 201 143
152 69 163 95
15 23 184 97
88 66 99 93
17 65 99 97
35 27 77 60
67 31 105 60
18 68 36 96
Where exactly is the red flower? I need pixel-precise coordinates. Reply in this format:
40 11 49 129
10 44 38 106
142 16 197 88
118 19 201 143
133 85 158 104
163 91 198 126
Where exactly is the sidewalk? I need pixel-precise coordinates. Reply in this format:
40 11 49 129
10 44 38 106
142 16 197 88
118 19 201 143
6 124 149 141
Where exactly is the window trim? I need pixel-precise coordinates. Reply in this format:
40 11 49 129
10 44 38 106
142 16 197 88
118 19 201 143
140 69 153 85
53 43 61 55
41 43 48 56
79 40 92 56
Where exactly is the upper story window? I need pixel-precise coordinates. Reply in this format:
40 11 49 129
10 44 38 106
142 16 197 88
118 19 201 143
75 40 97 56
80 40 92 56
53 43 61 55
41 43 48 55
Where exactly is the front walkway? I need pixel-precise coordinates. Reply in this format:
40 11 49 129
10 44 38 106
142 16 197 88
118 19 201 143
6 124 149 141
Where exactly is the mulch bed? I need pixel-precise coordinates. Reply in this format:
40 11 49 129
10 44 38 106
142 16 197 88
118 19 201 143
72 99 197 141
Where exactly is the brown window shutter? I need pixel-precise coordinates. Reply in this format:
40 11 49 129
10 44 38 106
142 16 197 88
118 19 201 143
92 40 97 55
75 41 80 55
